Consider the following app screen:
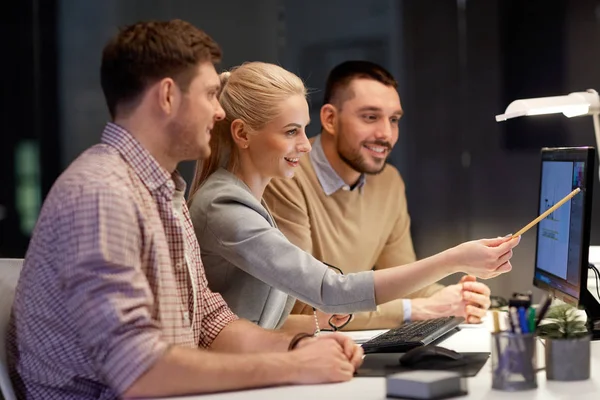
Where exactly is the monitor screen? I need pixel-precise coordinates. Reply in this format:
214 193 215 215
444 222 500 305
533 147 595 305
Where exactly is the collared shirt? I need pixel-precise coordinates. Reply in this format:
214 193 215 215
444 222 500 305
308 134 411 321
309 135 366 195
7 122 237 400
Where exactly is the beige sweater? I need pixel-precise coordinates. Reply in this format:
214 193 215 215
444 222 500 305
264 153 443 330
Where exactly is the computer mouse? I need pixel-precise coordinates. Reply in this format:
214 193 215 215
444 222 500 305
399 345 464 367
490 295 508 309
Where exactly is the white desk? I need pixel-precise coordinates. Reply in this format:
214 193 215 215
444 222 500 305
153 321 600 400
587 246 600 303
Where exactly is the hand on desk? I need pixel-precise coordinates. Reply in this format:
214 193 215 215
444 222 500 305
292 332 363 383
411 275 491 324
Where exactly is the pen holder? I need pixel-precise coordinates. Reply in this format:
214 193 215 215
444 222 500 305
491 332 537 391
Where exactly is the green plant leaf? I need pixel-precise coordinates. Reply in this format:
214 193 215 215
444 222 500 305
536 303 589 339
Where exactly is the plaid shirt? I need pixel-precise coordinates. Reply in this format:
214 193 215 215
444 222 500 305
7 123 237 399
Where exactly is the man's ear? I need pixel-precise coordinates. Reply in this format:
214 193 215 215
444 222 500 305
320 103 338 137
231 119 250 149
157 77 178 116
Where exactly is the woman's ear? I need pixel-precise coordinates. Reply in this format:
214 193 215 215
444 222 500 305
230 119 250 149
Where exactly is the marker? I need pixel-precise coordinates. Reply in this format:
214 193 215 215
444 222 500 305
509 307 521 334
518 307 529 333
527 307 536 333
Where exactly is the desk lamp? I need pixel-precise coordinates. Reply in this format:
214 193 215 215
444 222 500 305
495 89 600 173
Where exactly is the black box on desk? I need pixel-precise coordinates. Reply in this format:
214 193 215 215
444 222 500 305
386 370 467 399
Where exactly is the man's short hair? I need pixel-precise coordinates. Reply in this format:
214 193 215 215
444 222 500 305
100 19 221 119
322 60 397 107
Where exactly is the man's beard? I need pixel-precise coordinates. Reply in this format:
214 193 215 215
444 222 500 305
166 110 210 162
337 139 391 175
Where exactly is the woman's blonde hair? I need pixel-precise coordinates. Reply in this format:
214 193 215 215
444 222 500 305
188 62 306 201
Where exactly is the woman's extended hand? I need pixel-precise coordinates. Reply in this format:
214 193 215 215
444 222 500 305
450 236 521 279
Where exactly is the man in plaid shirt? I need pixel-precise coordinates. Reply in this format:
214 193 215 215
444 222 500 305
7 19 363 399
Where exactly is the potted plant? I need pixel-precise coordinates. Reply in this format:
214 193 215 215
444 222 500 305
536 303 591 381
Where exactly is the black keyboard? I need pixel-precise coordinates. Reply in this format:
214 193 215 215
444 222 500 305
361 316 464 354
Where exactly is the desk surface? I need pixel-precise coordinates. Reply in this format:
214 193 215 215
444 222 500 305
153 320 600 399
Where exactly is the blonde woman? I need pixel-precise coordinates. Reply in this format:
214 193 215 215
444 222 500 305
188 62 519 333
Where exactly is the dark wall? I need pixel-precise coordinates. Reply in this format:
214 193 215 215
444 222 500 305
500 0 568 151
58 0 281 195
401 0 600 298
0 0 59 257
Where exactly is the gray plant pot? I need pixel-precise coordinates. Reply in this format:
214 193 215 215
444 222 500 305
545 335 591 381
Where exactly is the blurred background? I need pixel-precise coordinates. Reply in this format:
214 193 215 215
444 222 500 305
2 0 600 300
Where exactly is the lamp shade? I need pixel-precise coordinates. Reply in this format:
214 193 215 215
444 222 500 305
495 90 600 122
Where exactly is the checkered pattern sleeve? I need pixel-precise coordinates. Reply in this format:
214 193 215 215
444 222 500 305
198 279 238 348
58 184 169 395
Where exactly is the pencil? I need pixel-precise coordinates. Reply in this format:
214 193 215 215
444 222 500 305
492 310 500 333
511 188 581 239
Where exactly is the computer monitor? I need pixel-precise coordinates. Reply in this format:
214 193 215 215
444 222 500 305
533 146 600 339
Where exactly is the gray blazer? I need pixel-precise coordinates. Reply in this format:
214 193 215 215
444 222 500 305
189 168 376 329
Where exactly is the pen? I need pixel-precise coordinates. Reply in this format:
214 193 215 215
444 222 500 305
535 295 553 328
518 307 529 333
504 312 511 332
509 307 521 334
507 307 515 332
527 307 536 333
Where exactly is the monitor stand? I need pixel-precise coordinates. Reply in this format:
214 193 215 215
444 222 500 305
580 289 600 340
